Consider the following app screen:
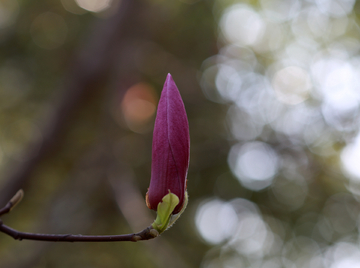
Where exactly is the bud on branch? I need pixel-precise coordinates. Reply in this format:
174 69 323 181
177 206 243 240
146 73 190 213
145 74 190 233
0 73 190 242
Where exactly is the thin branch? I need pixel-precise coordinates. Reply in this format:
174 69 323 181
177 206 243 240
0 204 12 217
0 223 158 242
0 190 158 242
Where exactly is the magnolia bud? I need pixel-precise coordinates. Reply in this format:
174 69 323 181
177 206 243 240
146 73 190 214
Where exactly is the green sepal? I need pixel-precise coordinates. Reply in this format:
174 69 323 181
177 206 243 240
168 191 188 227
151 192 179 234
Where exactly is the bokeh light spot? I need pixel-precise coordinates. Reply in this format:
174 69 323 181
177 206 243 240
61 0 88 14
117 83 157 133
260 0 301 22
272 66 311 105
220 4 264 46
341 133 360 181
315 0 355 17
326 242 360 268
228 142 279 191
75 0 113 13
195 199 238 245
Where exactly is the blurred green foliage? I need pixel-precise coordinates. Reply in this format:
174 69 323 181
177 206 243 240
1 0 360 268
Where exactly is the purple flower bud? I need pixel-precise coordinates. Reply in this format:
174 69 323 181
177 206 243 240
146 73 190 214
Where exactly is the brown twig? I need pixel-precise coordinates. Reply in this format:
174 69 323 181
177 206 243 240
0 190 158 242
0 223 158 242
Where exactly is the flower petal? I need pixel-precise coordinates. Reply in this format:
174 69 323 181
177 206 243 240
147 73 190 214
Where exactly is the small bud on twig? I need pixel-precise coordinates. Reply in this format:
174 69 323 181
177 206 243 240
9 189 24 211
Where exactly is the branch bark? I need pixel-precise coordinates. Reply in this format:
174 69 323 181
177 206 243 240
0 223 158 242
0 190 159 242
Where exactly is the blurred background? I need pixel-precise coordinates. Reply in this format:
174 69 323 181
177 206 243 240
0 0 360 267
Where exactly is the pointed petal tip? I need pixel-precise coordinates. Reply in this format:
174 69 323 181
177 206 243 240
163 73 177 93
166 73 173 82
